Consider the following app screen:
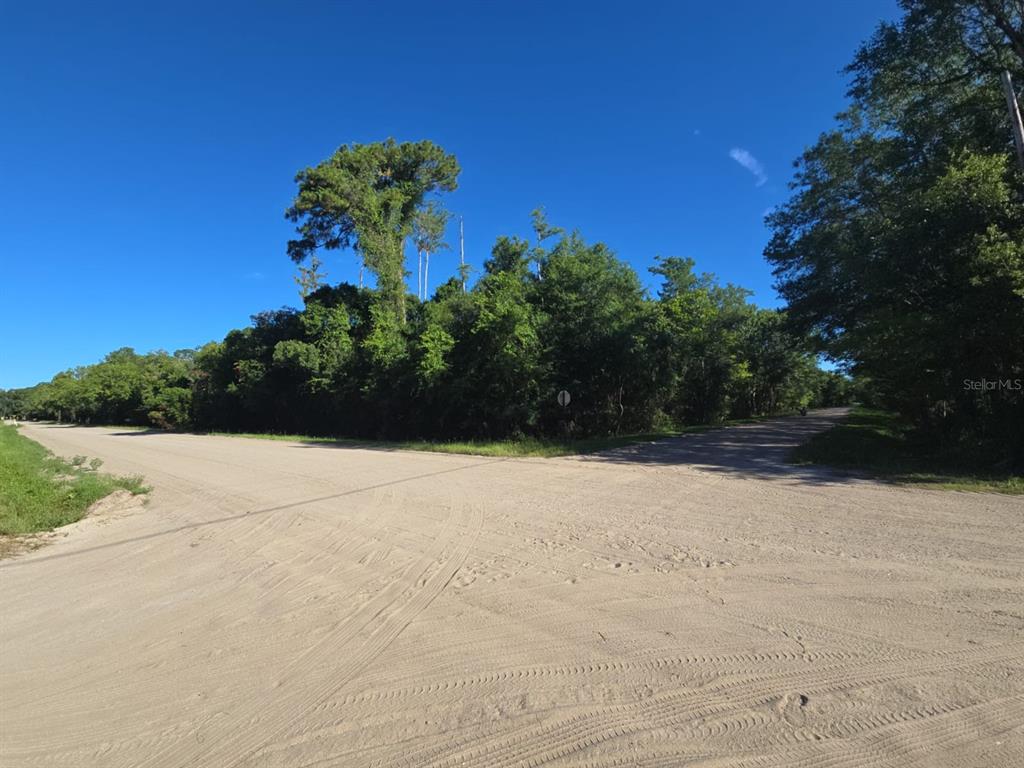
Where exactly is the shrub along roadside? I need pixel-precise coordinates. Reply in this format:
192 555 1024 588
205 412 795 457
790 408 1023 494
207 428 693 458
0 423 148 536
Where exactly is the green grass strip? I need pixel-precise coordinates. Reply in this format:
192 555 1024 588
205 415 792 458
791 407 1023 494
0 423 148 535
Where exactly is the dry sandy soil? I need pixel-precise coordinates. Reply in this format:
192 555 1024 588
1 411 1022 767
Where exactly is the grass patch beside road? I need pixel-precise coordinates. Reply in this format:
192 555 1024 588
210 430 692 457
0 424 148 535
396 431 701 457
791 408 1023 494
207 415 793 458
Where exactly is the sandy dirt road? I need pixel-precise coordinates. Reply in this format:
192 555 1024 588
1 410 1022 767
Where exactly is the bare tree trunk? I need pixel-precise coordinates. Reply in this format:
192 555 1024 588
1002 70 1024 173
424 250 430 301
398 239 408 324
417 249 423 300
459 216 466 292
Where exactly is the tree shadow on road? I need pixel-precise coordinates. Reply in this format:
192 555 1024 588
78 409 864 485
575 409 866 485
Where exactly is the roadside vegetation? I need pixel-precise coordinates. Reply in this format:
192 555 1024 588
210 431 679 458
0 424 147 536
209 413 799 457
2 2 1021 475
765 1 1024 472
791 408 1023 494
0 199 850 442
211 427 687 458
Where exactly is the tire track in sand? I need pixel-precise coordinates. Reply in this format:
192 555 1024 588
562 694 1024 768
130 501 483 768
710 693 1024 768
398 643 1022 768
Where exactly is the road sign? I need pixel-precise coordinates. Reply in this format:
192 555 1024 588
557 390 571 407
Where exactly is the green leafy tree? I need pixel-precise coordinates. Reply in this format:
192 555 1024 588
651 257 755 424
462 268 542 436
533 231 651 434
140 350 194 429
286 139 460 324
0 389 25 418
766 0 1024 464
484 235 531 278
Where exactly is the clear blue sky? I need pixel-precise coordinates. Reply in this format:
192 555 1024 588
0 1 897 389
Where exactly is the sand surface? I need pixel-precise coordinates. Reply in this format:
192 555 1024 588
1 411 1022 767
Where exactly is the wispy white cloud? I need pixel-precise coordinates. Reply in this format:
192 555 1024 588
729 147 767 186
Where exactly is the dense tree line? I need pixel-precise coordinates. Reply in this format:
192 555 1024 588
1 92 868 440
3 212 846 438
766 0 1024 467
6 2 1021 466
2 349 195 429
